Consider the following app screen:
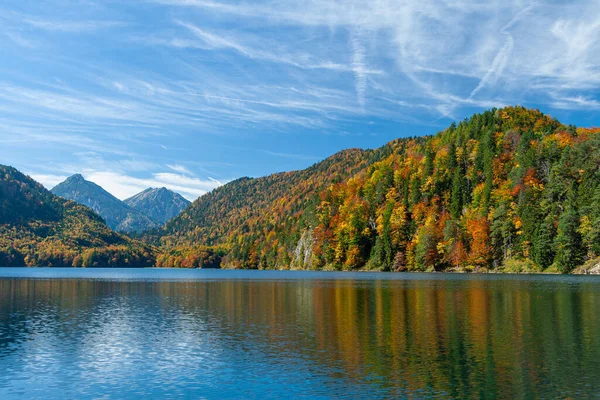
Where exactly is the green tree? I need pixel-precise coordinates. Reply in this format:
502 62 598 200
450 167 464 218
533 215 555 269
554 209 583 273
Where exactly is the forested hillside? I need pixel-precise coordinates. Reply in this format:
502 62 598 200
4 107 600 273
0 166 155 267
157 147 399 268
159 107 600 273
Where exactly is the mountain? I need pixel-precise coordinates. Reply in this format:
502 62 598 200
157 107 600 273
0 165 154 267
155 145 401 268
51 174 157 233
124 187 190 224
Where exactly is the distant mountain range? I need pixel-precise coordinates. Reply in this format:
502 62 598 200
51 175 189 233
125 187 190 224
0 165 154 267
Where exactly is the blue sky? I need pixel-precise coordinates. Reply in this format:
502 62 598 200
1 0 600 201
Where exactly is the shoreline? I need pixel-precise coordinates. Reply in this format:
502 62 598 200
2 265 599 275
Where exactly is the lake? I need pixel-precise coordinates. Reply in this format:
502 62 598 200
0 268 599 398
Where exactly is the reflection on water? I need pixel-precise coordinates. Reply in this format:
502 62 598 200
0 269 599 398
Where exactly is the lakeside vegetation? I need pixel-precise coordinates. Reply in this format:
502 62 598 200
158 107 600 273
3 107 600 273
0 166 155 267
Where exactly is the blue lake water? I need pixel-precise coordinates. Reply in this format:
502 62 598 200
0 268 599 398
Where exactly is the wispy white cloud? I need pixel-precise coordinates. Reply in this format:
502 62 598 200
87 171 219 201
24 150 226 201
469 36 514 98
349 33 367 108
4 0 599 130
2 0 600 194
550 95 600 110
469 3 535 98
23 18 126 32
166 164 193 175
0 124 137 157
34 169 223 201
0 84 144 122
154 0 600 114
2 31 38 48
29 173 69 188
207 176 223 185
262 150 319 161
173 20 383 75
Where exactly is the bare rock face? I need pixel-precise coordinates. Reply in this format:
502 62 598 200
589 263 600 275
291 230 315 270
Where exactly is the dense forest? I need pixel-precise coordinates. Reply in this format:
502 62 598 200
158 147 392 268
3 107 600 273
0 166 155 267
159 107 600 273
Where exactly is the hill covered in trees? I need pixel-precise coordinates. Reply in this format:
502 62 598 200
158 107 600 273
0 166 155 267
3 107 600 273
156 146 397 268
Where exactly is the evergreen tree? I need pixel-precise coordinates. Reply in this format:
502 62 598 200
554 208 583 273
533 215 556 269
450 167 464 218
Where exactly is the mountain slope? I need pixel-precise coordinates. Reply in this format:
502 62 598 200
52 175 157 233
124 187 190 224
0 166 154 267
158 145 403 268
159 107 600 273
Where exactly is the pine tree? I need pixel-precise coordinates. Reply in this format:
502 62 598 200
533 215 555 269
554 208 583 273
450 167 464 218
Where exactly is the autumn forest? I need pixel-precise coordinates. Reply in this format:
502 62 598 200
3 107 600 273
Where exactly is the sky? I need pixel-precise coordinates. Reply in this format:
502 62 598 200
1 0 600 201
